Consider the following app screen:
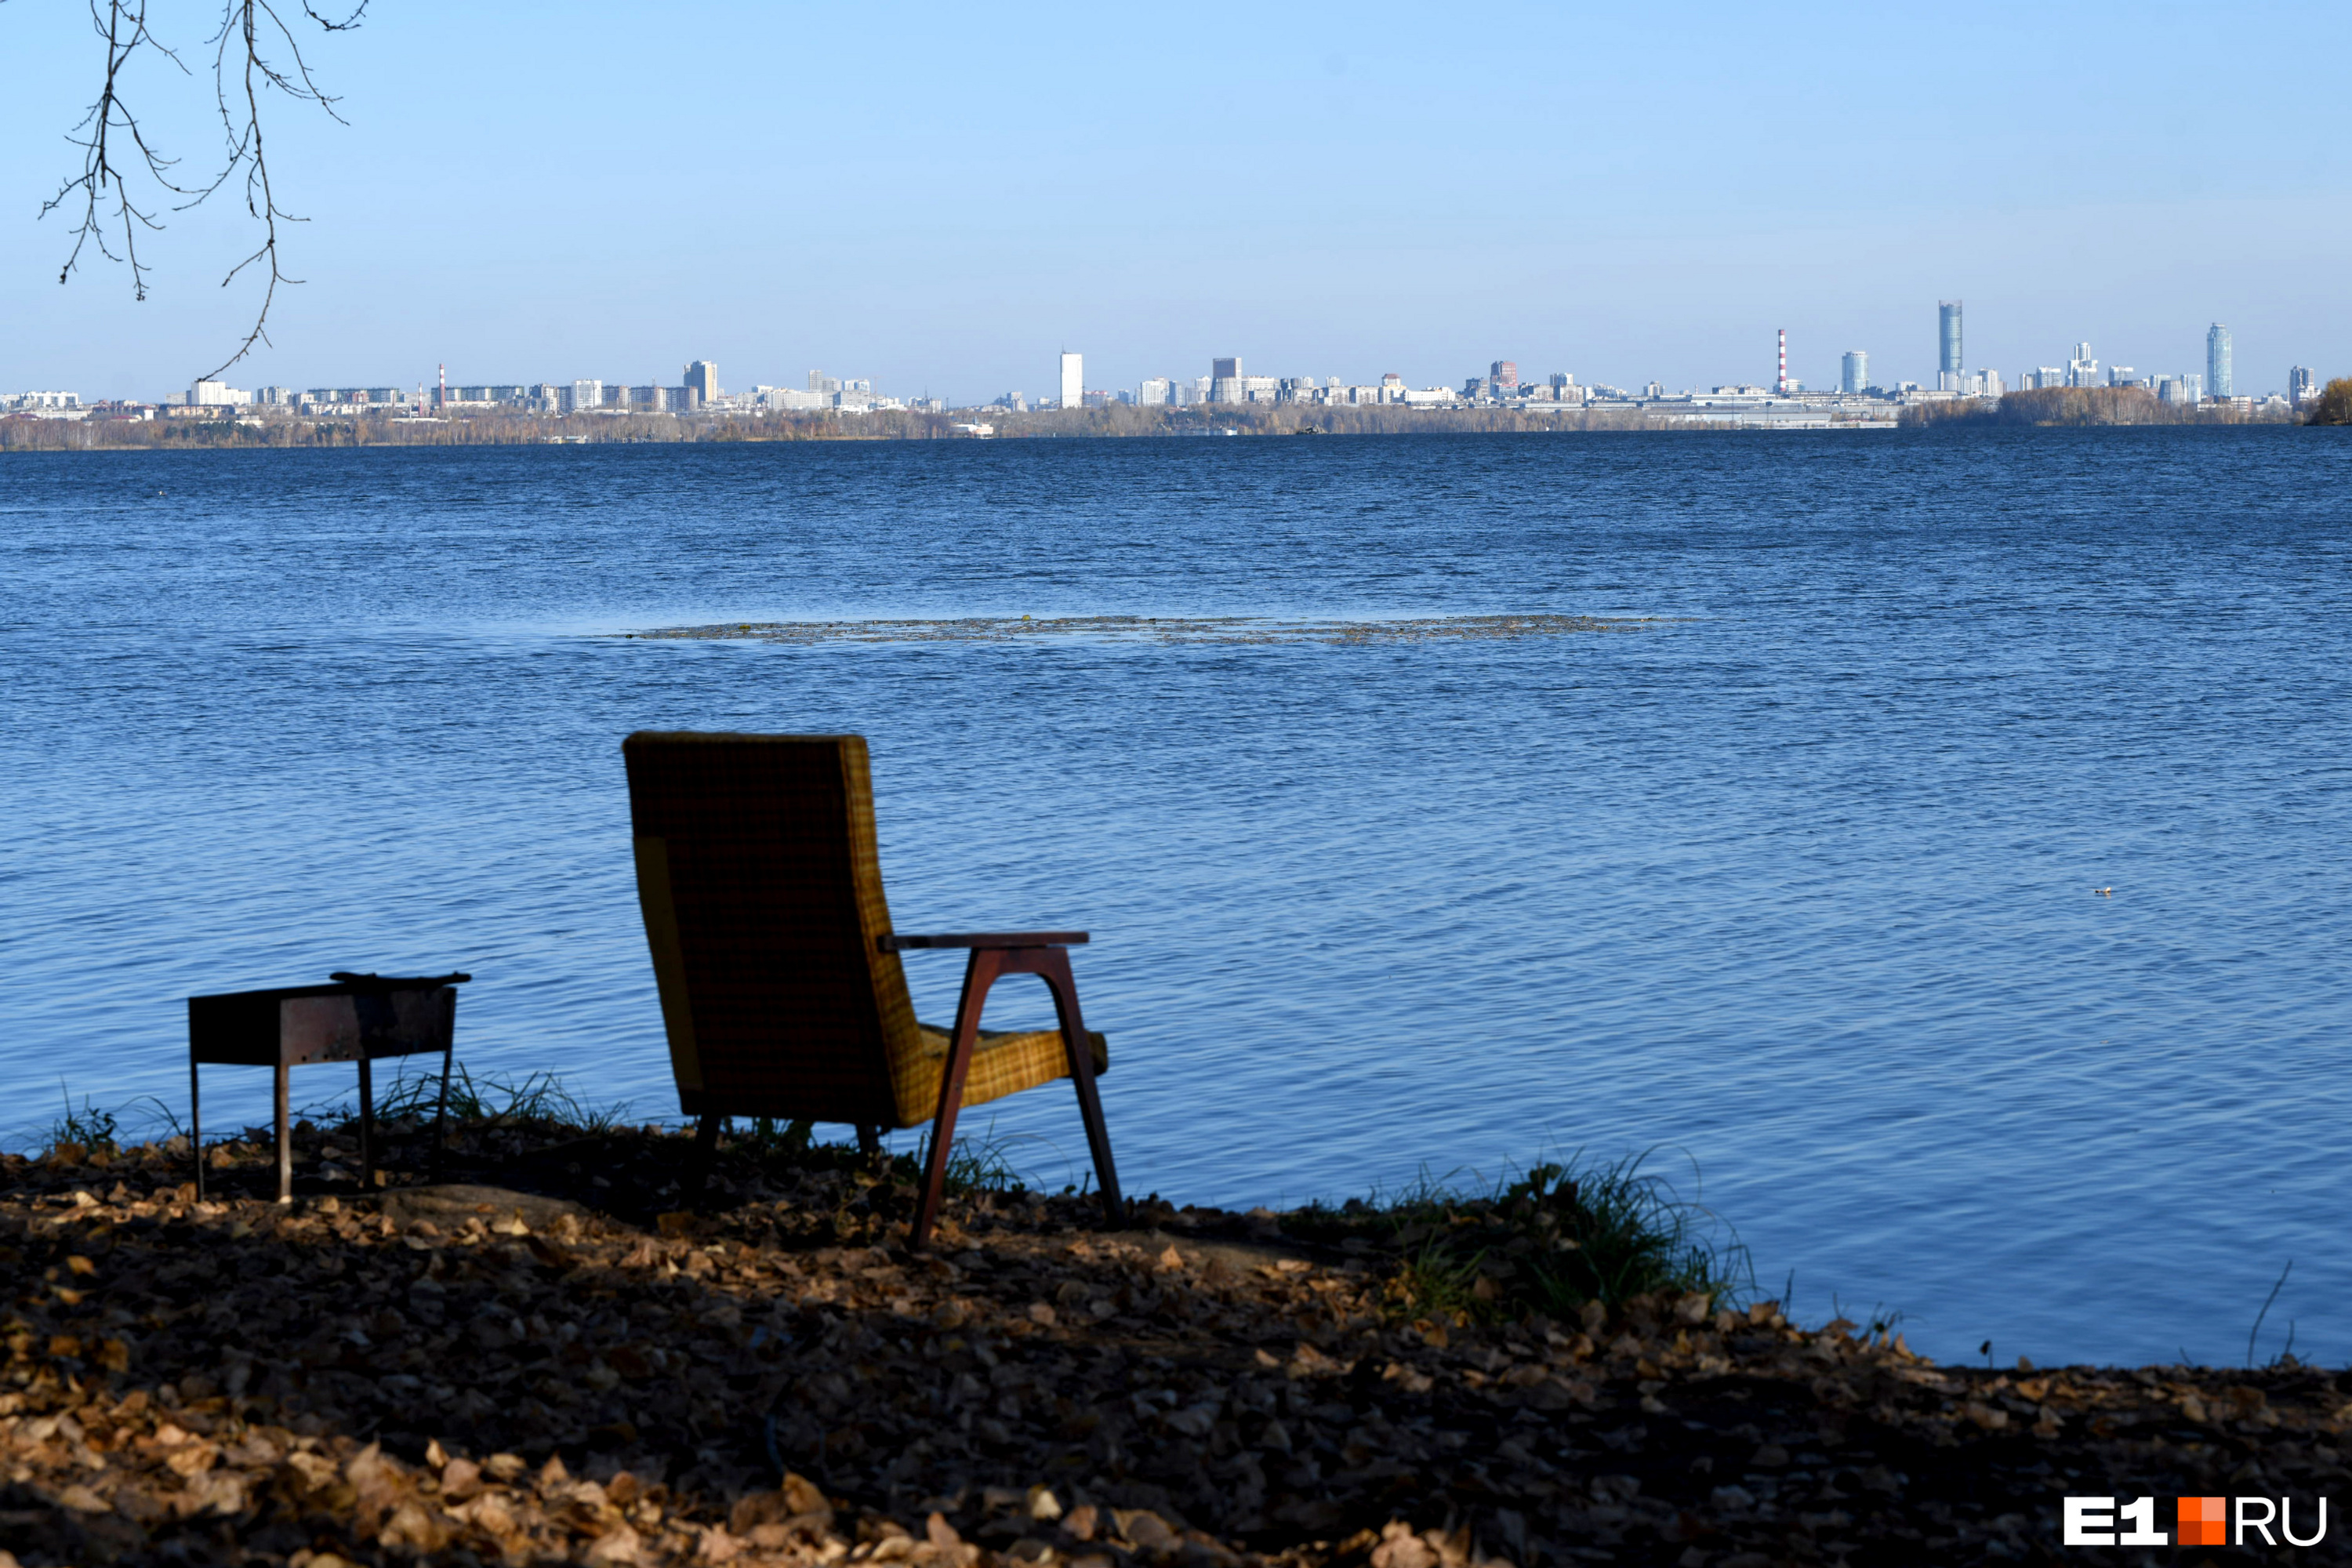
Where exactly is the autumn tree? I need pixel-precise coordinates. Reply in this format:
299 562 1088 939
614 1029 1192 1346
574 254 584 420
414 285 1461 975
2306 378 2352 426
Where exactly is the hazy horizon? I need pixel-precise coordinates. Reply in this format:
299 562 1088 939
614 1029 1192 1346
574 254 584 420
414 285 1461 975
4 2 2347 403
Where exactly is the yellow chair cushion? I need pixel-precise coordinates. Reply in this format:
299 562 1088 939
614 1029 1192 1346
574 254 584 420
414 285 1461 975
888 1024 1109 1129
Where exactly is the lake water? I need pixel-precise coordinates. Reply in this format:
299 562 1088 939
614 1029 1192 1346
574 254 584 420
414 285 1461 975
6 429 2349 1368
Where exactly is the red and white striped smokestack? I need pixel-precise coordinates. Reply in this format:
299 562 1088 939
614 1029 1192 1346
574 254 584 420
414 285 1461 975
1777 328 1788 396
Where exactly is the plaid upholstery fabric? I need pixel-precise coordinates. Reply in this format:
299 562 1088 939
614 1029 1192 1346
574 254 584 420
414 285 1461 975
624 733 910 1123
891 1023 1110 1129
622 732 1109 1129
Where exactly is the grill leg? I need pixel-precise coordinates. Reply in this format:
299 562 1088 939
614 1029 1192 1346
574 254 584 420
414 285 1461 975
191 1058 204 1203
274 1061 292 1204
358 1055 375 1191
856 1123 881 1156
686 1112 722 1200
430 1045 455 1181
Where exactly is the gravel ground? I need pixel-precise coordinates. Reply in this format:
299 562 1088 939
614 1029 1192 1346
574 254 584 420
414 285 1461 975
5 1127 2349 1566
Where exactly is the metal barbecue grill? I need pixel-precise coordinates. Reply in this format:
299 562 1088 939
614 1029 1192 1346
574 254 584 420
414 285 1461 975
187 971 470 1202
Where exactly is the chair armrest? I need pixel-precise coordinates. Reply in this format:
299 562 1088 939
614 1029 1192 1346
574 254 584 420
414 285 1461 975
878 931 1089 952
329 971 473 989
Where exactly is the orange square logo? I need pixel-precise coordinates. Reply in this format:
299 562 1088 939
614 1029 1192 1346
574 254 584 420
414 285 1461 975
2177 1496 2227 1547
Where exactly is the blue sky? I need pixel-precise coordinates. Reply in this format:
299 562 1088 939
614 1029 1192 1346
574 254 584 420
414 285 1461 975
3 2 2347 401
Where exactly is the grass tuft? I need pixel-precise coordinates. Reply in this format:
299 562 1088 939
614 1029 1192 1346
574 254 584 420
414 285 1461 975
1286 1147 1750 1327
350 1063 636 1137
44 1082 122 1162
910 1119 1048 1197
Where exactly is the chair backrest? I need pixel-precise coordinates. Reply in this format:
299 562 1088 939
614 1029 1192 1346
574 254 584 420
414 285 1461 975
621 732 919 1123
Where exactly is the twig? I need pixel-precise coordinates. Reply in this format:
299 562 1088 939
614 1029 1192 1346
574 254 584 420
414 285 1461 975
2246 1259 2292 1369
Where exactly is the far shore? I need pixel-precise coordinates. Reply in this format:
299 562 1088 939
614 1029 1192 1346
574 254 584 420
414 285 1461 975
0 390 2308 453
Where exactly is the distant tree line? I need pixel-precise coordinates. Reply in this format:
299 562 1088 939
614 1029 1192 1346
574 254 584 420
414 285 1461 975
0 408 942 453
2305 379 2352 426
1903 387 2298 428
0 401 1686 453
16 388 2338 454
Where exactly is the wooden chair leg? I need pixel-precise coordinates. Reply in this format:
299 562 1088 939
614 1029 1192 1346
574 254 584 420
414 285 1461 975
1035 949 1124 1228
913 949 1003 1250
686 1112 723 1200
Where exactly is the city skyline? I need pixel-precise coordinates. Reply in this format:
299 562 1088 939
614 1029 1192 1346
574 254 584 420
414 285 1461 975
0 300 2324 413
6 299 2317 418
2 5 2347 400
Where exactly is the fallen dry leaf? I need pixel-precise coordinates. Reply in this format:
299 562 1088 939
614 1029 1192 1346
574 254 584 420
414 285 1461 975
5 1117 2349 1567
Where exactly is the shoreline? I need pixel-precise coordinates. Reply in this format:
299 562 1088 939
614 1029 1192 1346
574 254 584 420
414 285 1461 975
5 1115 2343 1566
0 397 2307 453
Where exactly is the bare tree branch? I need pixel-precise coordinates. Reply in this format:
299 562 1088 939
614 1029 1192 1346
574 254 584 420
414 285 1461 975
31 0 361 382
190 0 359 377
39 1 193 305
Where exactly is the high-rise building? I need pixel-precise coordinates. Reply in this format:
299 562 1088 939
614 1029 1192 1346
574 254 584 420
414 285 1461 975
1138 376 1171 407
1058 351 1082 410
2065 343 2100 389
684 361 718 404
1490 360 1519 389
1209 356 1243 404
2291 366 2318 405
1841 350 1868 395
1938 300 1963 390
569 379 603 413
2206 325 2232 398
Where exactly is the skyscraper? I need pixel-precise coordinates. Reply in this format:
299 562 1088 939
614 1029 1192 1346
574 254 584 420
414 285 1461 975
1210 357 1243 404
1937 302 1963 391
1058 351 1082 410
1490 360 1519 389
2291 366 2318 406
1841 350 1868 395
684 361 718 404
2206 325 2232 398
